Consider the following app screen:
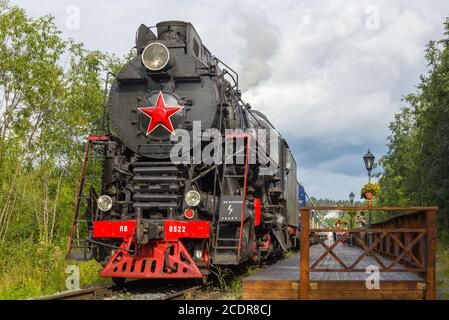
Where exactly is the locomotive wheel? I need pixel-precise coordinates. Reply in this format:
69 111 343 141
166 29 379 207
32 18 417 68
251 233 261 264
202 242 210 268
198 240 210 284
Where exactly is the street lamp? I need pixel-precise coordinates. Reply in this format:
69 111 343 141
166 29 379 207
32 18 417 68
363 149 375 183
363 149 375 245
349 191 355 205
348 191 355 246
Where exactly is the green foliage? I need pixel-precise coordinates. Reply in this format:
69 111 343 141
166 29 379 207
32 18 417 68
0 239 106 299
227 265 262 298
308 197 363 206
377 107 418 206
436 243 449 299
378 17 449 235
0 0 130 298
325 211 353 228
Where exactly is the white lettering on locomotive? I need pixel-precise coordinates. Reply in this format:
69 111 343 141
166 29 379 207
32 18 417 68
168 225 186 233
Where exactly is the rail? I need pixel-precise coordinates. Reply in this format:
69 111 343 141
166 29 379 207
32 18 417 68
30 283 114 300
30 282 209 300
299 206 437 300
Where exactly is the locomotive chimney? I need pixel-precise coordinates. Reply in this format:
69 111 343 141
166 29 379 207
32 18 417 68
156 21 188 43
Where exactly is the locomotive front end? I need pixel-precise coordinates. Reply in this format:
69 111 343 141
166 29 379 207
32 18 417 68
88 21 224 281
67 20 299 284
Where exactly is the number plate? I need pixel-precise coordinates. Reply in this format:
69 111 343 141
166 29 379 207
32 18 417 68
92 220 136 239
163 220 210 241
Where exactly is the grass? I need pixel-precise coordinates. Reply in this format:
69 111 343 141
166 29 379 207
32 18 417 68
228 265 261 295
436 240 449 300
0 238 105 300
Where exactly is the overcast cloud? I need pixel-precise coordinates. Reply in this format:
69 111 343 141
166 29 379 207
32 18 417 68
9 0 449 199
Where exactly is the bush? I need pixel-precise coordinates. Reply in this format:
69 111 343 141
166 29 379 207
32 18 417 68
0 239 105 299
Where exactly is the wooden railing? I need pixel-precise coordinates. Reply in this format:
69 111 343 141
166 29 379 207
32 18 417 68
299 206 437 300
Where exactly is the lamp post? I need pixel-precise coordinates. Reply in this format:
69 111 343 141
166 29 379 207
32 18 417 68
363 149 375 245
349 191 355 205
349 191 355 229
349 191 355 246
363 149 375 183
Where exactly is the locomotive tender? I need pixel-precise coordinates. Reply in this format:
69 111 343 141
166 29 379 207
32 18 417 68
67 21 299 282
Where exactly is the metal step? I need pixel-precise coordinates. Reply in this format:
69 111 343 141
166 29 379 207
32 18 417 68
133 162 175 167
133 166 179 174
66 137 107 264
217 219 242 224
212 253 238 265
134 184 180 192
215 246 239 249
66 250 93 261
133 193 180 201
132 175 184 183
132 202 178 209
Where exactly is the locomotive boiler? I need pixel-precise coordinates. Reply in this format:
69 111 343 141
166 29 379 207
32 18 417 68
67 21 299 283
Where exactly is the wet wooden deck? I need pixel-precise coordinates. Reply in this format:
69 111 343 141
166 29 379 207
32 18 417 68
243 243 426 300
246 244 423 282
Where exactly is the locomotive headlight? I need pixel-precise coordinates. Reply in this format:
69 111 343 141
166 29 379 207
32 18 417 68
97 195 113 212
185 190 201 207
142 43 170 71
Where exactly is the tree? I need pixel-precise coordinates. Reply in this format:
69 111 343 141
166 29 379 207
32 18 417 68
0 1 135 298
378 107 419 206
378 17 449 234
0 0 113 243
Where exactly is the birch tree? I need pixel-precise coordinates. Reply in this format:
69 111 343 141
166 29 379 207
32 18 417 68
0 0 112 243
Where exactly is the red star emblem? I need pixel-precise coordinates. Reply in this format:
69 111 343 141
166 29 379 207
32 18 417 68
138 92 183 135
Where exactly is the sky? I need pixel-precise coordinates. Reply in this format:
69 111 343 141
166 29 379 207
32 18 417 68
9 0 449 200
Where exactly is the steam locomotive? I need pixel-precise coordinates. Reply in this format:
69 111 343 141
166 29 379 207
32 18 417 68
67 21 299 283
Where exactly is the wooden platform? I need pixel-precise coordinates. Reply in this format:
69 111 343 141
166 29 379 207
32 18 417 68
243 244 426 300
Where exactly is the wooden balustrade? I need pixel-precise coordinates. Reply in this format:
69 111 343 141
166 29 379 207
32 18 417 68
299 206 437 300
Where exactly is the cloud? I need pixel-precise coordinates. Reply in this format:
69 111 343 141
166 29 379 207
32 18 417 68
233 14 280 91
299 168 368 201
10 0 449 199
243 1 439 149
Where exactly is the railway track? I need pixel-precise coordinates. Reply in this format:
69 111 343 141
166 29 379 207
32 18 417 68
30 281 211 300
30 253 292 301
31 283 115 300
158 284 207 300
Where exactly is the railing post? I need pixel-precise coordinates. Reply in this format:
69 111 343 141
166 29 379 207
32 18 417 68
300 208 310 300
426 210 436 300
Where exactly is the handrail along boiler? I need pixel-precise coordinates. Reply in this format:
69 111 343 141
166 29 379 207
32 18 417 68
66 21 300 282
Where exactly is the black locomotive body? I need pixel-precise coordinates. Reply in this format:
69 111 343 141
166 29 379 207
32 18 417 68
67 21 299 281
